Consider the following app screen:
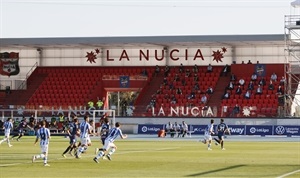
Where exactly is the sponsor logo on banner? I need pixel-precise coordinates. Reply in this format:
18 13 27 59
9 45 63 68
228 125 245 135
0 52 20 76
138 124 163 134
274 125 300 136
189 125 207 134
246 125 273 135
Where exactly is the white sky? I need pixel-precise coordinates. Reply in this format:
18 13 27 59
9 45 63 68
0 0 298 38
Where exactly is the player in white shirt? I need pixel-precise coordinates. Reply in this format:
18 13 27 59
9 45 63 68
0 118 13 147
75 115 92 158
32 121 51 166
93 122 127 163
201 119 215 150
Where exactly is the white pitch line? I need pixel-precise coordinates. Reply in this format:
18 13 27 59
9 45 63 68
0 147 180 167
276 169 300 178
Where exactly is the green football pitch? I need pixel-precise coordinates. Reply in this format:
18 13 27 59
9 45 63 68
0 136 299 178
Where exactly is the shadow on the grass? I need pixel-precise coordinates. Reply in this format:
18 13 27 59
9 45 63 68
186 164 246 177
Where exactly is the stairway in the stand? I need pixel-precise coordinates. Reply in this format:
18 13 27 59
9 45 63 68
207 75 230 108
134 73 165 116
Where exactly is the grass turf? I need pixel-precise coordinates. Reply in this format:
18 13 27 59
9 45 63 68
0 136 299 178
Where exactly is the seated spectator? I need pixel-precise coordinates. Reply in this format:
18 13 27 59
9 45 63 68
238 78 245 88
230 73 237 81
170 95 177 104
206 86 213 94
193 73 199 81
141 69 148 76
221 64 229 76
244 90 251 99
207 64 213 73
179 63 184 73
176 87 182 95
174 74 180 82
193 64 199 73
222 90 230 99
231 104 240 117
255 85 263 95
277 85 283 95
163 77 168 85
188 90 196 99
200 94 208 104
185 69 191 77
268 81 275 90
247 81 254 90
169 82 174 90
227 81 235 90
280 76 286 86
181 78 186 86
155 65 160 76
164 65 170 77
258 77 266 86
270 72 277 82
251 72 258 82
193 82 200 91
235 85 242 95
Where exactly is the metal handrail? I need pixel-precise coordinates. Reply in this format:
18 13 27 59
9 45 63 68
17 62 38 90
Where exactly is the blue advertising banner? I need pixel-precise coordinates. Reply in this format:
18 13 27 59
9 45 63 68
228 125 246 135
189 125 207 135
120 76 129 88
246 125 273 135
138 124 164 134
273 125 300 136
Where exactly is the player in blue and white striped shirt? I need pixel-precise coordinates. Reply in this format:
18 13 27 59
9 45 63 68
201 119 215 150
32 121 51 166
93 122 127 163
0 118 13 147
75 115 92 158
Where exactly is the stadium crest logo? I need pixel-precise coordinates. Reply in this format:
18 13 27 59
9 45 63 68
0 52 20 76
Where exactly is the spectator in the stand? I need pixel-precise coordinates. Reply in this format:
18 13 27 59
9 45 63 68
193 82 200 91
155 65 160 76
244 90 251 99
163 77 168 86
174 74 180 82
247 81 254 90
227 81 235 90
179 63 184 73
247 60 252 64
164 65 170 77
185 68 191 78
188 90 196 99
235 85 242 95
255 85 263 95
251 72 258 83
141 69 148 76
207 64 213 73
168 82 175 91
176 87 182 95
277 85 283 95
280 76 286 86
230 73 237 82
206 86 213 94
193 64 199 73
270 72 277 82
193 73 199 82
231 104 240 117
258 77 266 86
181 77 186 86
238 78 245 88
200 94 208 104
222 90 230 99
221 64 229 76
268 81 275 90
170 95 177 104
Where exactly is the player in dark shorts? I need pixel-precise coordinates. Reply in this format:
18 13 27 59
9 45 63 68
214 118 231 150
95 117 110 155
62 117 79 157
12 118 32 141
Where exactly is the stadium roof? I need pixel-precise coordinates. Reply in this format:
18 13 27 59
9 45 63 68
0 34 285 49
